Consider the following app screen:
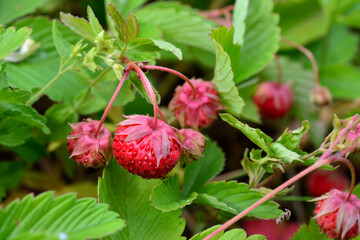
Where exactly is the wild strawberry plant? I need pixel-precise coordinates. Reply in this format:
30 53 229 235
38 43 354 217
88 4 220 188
1 0 360 240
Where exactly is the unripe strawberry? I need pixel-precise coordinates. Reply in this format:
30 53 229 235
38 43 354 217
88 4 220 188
307 169 350 197
169 78 224 129
253 81 293 119
180 128 206 160
67 119 111 167
313 190 360 239
311 86 332 106
113 115 182 179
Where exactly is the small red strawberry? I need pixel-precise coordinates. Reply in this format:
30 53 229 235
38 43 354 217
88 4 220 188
180 128 206 160
313 189 360 239
67 119 111 167
253 81 293 119
169 78 224 129
113 115 182 179
307 169 350 197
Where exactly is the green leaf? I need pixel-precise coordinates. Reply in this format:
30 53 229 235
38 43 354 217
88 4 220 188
0 88 30 104
0 192 125 240
0 161 25 190
353 183 360 198
44 103 78 141
125 14 139 43
320 64 360 100
220 113 272 153
210 26 242 84
219 229 247 240
195 181 282 219
150 175 198 212
235 0 280 82
136 2 214 53
98 159 186 240
233 0 249 45
0 27 32 60
129 72 161 105
183 140 225 197
0 102 50 146
52 20 72 58
87 6 103 36
107 3 126 41
8 137 47 162
60 12 96 41
127 38 182 60
190 225 223 240
211 37 244 116
6 17 86 103
291 219 328 240
0 0 50 24
269 143 301 164
275 0 327 49
307 24 359 66
276 120 310 151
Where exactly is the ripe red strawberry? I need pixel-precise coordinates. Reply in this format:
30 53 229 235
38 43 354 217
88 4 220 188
253 81 293 118
313 190 360 239
67 119 111 167
307 169 350 197
169 78 224 129
113 115 182 179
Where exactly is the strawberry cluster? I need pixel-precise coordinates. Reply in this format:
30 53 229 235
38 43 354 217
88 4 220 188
67 60 218 178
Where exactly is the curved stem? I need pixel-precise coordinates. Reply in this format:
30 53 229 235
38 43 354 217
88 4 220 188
94 69 130 138
201 5 234 18
335 158 356 201
281 37 320 86
129 62 159 128
143 65 196 98
274 54 283 84
203 159 330 240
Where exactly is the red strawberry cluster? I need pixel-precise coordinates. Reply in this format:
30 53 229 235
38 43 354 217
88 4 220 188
67 61 214 179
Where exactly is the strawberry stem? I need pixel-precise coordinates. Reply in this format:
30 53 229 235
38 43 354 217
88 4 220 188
204 114 360 240
143 65 196 98
281 37 320 86
94 69 130 138
335 158 356 201
274 54 283 84
129 62 159 128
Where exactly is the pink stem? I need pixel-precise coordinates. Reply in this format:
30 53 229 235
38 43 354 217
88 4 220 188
281 37 320 86
143 65 196 98
94 69 130 138
203 159 330 240
319 114 359 161
130 63 159 128
204 114 360 240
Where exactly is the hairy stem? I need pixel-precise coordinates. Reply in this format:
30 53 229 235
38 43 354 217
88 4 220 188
203 159 330 240
274 54 283 84
281 37 320 86
143 65 196 98
27 59 82 105
94 69 130 138
204 115 360 239
335 158 356 201
129 62 159 128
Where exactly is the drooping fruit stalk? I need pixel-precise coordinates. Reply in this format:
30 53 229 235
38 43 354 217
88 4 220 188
94 69 130 138
281 37 332 106
142 64 196 98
